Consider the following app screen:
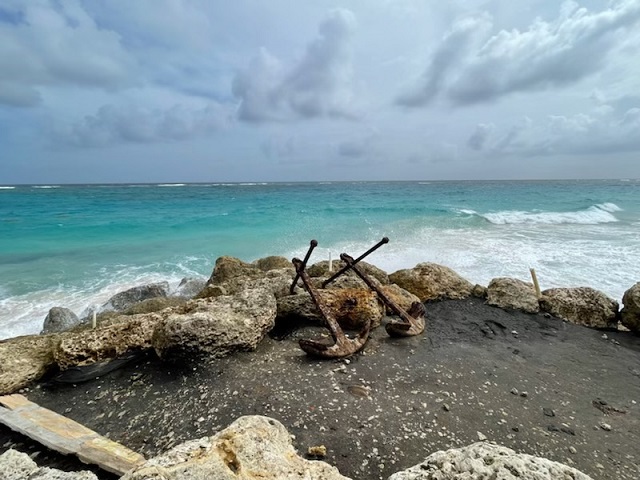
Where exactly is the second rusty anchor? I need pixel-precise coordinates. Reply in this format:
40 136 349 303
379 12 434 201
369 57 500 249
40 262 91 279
339 253 425 337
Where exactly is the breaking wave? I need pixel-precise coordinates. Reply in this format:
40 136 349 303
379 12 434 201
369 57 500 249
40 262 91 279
469 203 622 225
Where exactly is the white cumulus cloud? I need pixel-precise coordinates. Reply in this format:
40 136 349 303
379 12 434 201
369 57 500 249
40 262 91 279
233 9 358 122
398 0 640 107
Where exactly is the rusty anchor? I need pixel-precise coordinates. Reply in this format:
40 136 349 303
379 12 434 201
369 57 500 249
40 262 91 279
292 253 371 359
290 237 425 358
338 253 425 337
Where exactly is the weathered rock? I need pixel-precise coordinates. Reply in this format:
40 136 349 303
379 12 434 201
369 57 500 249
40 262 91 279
41 307 81 334
54 313 162 370
122 297 187 315
540 287 619 329
0 449 98 480
153 287 277 361
307 260 390 285
379 284 421 315
173 277 207 299
122 416 349 480
471 284 488 298
276 288 384 330
207 256 263 285
101 282 170 313
486 277 540 313
0 335 58 395
204 256 293 298
388 441 593 480
253 255 293 272
389 263 474 302
620 282 640 332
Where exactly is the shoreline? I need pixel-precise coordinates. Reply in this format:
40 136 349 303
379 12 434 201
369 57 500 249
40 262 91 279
2 296 640 479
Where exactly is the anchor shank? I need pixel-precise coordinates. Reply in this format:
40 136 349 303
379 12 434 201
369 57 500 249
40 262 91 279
322 237 389 288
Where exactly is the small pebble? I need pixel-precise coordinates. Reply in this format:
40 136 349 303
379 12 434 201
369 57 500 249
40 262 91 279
510 388 518 395
543 408 555 417
599 423 612 431
442 404 450 412
569 446 577 454
477 431 487 441
308 445 327 458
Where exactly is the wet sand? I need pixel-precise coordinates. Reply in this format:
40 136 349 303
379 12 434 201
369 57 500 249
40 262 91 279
2 297 640 479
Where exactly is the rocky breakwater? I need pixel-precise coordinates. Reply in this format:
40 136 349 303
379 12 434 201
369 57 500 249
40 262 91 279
1 256 637 396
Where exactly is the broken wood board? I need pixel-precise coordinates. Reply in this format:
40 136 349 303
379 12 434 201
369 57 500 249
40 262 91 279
0 394 145 476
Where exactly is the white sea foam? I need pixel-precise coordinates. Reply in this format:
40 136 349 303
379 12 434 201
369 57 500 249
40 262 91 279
0 267 197 340
157 183 186 187
32 185 60 189
0 186 16 190
478 203 621 225
283 217 637 307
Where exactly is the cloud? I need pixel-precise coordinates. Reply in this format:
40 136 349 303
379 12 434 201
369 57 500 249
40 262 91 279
398 0 640 107
50 103 229 147
233 9 358 122
469 101 640 156
0 1 137 108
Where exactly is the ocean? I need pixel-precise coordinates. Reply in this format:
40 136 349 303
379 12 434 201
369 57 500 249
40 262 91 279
1 180 638 340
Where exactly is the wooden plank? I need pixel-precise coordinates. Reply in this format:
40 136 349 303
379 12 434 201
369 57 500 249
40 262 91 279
0 393 33 409
0 394 145 475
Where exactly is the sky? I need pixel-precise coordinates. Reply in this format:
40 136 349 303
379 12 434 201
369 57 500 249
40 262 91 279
0 0 639 183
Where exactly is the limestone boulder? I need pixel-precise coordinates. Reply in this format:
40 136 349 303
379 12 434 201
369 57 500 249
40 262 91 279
207 256 264 285
101 282 170 313
202 256 294 299
153 287 277 361
54 313 162 370
0 449 98 480
0 334 58 395
540 287 619 329
486 277 539 313
389 263 473 301
121 297 187 315
388 442 593 480
620 282 640 332
253 255 293 272
276 288 384 330
41 307 82 334
379 284 421 315
173 277 207 299
122 416 349 480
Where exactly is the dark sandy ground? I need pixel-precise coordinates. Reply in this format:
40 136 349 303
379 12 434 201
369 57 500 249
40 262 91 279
2 298 640 479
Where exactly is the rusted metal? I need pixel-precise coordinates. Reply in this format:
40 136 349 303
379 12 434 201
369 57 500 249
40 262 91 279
292 257 371 358
322 237 389 288
339 253 425 337
290 239 318 294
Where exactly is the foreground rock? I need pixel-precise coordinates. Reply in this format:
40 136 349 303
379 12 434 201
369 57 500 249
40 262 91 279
277 288 384 330
486 277 539 313
388 442 593 480
199 256 293 298
153 287 277 361
0 335 58 395
54 314 161 370
0 449 98 480
173 277 207 299
41 307 82 334
122 415 349 480
540 287 619 329
621 282 640 332
101 282 170 313
389 263 474 301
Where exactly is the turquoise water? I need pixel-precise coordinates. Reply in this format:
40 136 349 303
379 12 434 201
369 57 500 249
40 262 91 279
1 180 639 339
